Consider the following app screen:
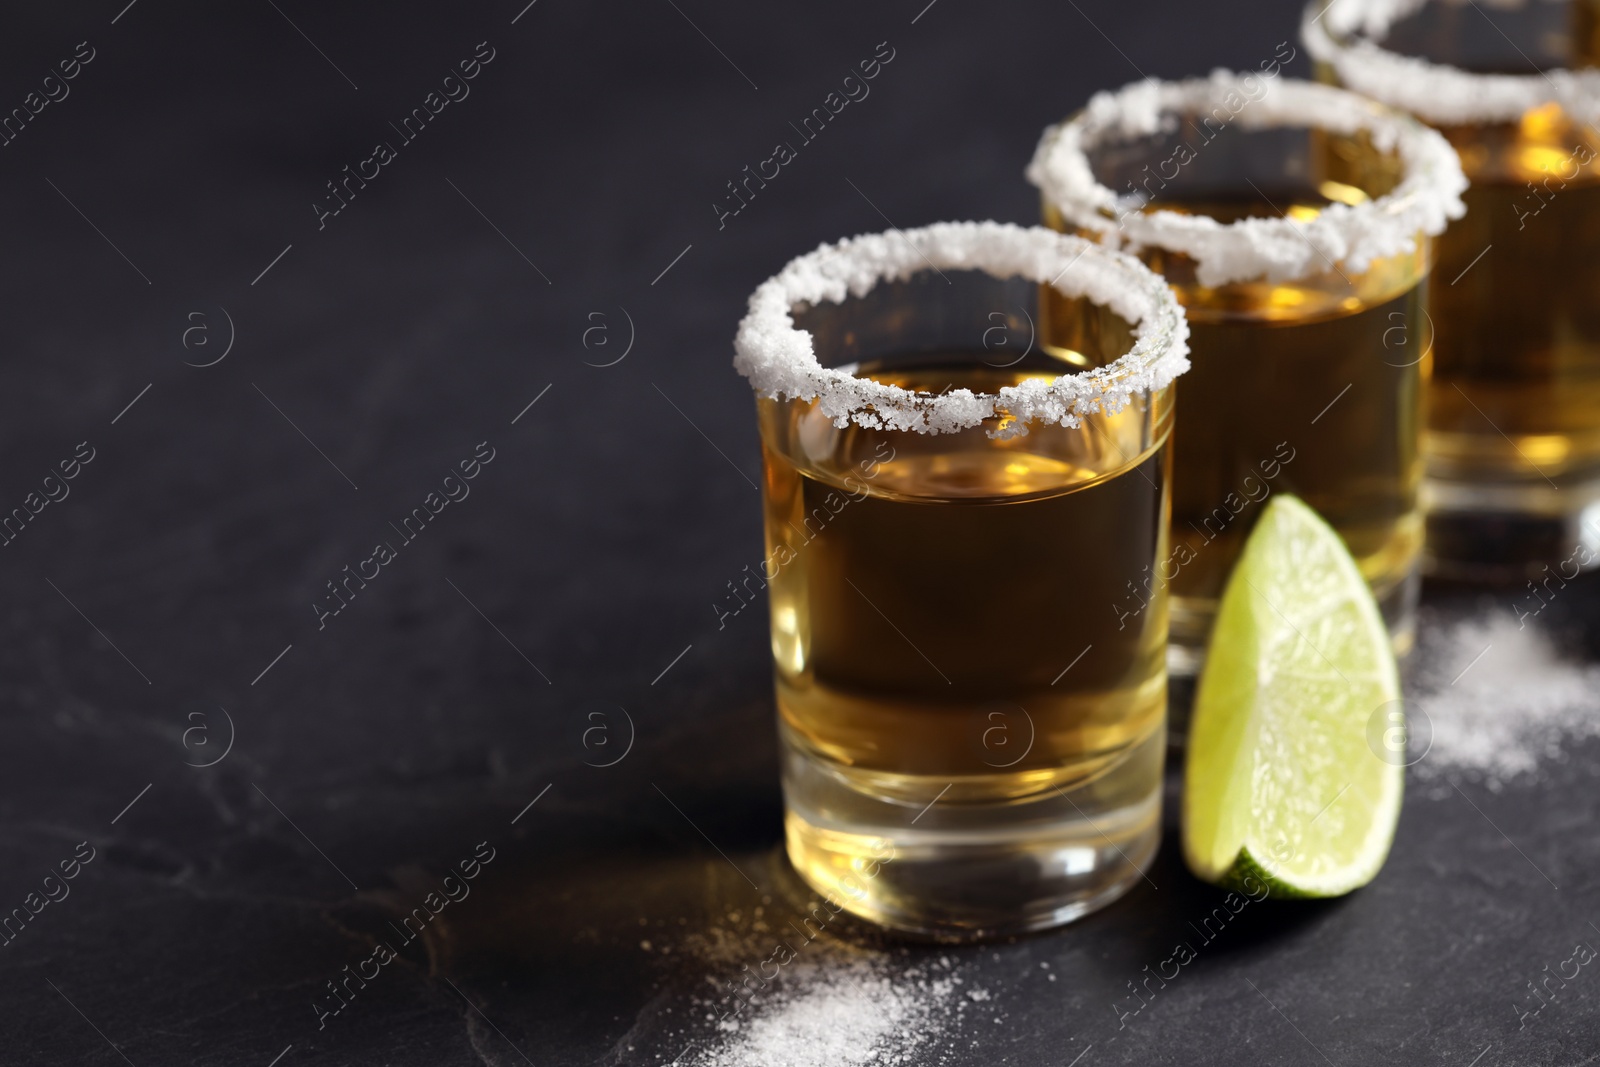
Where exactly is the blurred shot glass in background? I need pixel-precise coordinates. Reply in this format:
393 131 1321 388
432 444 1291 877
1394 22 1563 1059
733 221 1190 937
1030 73 1466 677
1307 0 1600 577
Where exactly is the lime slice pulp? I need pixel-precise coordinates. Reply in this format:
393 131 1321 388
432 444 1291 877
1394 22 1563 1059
1182 494 1404 898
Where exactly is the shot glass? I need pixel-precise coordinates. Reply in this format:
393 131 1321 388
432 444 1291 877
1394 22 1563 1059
733 221 1190 937
1029 73 1467 676
1306 0 1600 577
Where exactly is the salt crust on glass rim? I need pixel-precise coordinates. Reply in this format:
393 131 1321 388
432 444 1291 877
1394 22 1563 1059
1302 0 1600 126
1025 72 1468 288
731 221 1190 438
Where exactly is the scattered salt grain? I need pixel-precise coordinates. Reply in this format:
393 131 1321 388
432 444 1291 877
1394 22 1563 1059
690 955 963 1067
1408 611 1600 788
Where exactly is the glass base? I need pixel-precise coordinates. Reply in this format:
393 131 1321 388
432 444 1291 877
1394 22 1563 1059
1423 473 1600 581
778 726 1162 940
1167 564 1420 681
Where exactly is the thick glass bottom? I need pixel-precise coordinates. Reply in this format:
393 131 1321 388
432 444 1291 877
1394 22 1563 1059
778 724 1162 940
1423 472 1600 581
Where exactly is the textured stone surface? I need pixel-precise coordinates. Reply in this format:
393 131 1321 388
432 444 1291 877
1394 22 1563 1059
1 1 1596 1064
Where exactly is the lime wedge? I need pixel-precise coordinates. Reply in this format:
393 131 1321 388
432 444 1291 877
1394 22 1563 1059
1182 494 1403 898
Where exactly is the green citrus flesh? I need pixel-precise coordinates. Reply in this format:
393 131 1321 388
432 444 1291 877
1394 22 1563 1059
1182 494 1404 898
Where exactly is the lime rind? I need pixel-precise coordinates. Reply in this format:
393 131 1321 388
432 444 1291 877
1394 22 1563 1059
1224 846 1317 902
1182 494 1404 899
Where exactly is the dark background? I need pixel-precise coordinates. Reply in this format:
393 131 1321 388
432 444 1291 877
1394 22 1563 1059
0 1 1596 1064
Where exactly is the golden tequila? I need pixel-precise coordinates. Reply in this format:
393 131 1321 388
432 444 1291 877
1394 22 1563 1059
1425 106 1600 572
762 362 1171 935
1030 75 1460 675
1306 0 1600 574
1045 188 1429 667
736 222 1190 936
1146 195 1426 663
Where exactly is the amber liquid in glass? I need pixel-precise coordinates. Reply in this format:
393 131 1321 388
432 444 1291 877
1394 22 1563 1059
1427 105 1600 499
1338 2 1600 573
1048 184 1427 664
761 359 1171 934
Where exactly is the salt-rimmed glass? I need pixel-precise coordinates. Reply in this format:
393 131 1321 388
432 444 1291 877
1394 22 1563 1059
1306 0 1600 577
734 221 1190 937
1029 73 1467 676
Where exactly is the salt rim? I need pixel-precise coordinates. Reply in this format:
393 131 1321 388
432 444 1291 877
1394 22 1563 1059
731 220 1190 438
1025 72 1468 288
1302 0 1600 126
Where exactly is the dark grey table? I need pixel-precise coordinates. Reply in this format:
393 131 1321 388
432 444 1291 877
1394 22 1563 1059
2 1 1596 1064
